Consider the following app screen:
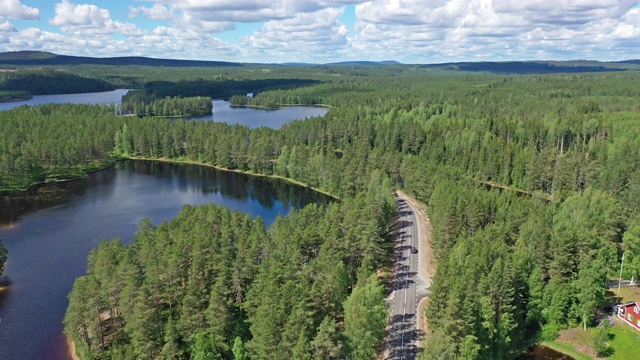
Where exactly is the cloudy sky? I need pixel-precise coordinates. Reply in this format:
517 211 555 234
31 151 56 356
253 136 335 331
0 0 638 63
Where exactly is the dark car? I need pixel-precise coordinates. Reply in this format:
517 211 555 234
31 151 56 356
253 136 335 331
411 247 418 254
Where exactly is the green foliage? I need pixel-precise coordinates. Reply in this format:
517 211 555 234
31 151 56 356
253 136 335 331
190 330 223 360
343 272 388 359
232 337 247 360
65 190 394 359
594 320 612 357
0 239 7 277
33 67 640 359
0 69 115 94
0 90 31 101
121 95 212 117
541 324 560 342
0 104 123 192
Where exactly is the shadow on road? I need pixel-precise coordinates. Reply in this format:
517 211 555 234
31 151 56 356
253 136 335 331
387 313 424 359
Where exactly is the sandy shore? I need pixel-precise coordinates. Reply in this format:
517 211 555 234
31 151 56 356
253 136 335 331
66 337 80 360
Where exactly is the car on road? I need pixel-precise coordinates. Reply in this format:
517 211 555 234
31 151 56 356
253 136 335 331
411 247 418 254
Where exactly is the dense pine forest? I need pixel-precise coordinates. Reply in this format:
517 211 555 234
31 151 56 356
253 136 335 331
0 69 115 95
1 66 640 359
121 95 213 117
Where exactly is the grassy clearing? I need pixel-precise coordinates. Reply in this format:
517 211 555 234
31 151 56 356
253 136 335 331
553 327 596 359
549 320 640 360
611 286 640 304
606 322 640 360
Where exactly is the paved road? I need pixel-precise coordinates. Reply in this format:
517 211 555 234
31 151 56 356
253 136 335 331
387 196 430 360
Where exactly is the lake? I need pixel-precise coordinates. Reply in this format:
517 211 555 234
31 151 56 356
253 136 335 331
0 161 329 360
0 89 130 112
191 100 328 128
0 90 328 129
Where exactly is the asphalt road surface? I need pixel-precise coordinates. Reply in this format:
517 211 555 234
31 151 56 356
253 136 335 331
387 196 430 360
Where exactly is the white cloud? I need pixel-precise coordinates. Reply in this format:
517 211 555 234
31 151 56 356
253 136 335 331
244 7 349 62
0 0 40 20
178 12 234 33
166 0 367 23
51 0 111 28
0 19 17 32
493 0 638 25
2 0 640 63
129 3 173 20
50 0 143 38
349 0 640 62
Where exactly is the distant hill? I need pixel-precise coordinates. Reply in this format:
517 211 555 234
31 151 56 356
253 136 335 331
276 61 401 66
1 51 639 73
0 51 242 67
419 60 640 74
323 60 402 66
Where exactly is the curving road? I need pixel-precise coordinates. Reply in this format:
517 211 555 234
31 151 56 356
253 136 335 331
387 196 431 360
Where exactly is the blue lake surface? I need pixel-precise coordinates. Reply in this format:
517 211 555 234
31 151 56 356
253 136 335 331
0 91 328 129
193 100 328 128
0 89 130 112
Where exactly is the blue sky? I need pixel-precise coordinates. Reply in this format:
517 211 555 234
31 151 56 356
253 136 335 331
1 0 639 63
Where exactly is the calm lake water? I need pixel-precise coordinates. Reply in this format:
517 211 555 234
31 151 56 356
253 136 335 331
0 89 130 112
0 161 329 360
191 100 328 128
0 91 328 129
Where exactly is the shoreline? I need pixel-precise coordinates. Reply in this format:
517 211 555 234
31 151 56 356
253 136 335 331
66 337 80 360
539 341 591 360
123 156 340 200
229 103 332 110
0 156 341 201
0 97 32 103
0 162 116 196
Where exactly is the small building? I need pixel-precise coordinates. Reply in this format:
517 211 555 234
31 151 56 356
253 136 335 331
615 301 640 331
247 92 254 98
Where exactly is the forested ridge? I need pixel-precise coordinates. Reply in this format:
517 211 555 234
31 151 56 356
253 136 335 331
2 67 640 359
0 69 115 95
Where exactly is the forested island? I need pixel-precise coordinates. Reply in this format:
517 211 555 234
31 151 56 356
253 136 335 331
121 95 213 117
2 63 640 359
